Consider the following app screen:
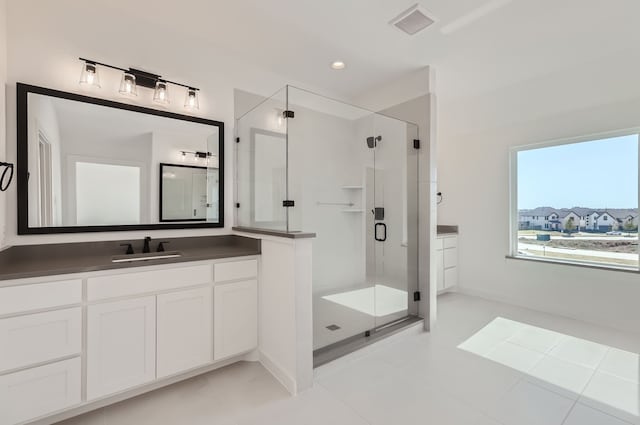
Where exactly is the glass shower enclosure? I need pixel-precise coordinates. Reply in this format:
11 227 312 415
236 86 420 359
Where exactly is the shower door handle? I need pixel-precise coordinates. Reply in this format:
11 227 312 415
375 223 387 242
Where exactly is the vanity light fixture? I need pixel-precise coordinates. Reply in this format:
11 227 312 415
79 60 101 87
118 72 137 96
330 60 346 70
153 81 170 105
78 58 200 110
184 87 199 110
180 150 215 159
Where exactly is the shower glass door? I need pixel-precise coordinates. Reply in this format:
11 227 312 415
371 114 419 330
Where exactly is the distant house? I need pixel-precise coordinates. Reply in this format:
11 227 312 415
518 207 638 232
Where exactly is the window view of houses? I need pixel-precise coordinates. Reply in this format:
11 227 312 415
516 134 639 268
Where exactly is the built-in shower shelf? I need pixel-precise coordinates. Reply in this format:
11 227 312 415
341 186 363 190
342 209 364 213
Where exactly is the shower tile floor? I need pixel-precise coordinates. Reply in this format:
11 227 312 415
60 293 640 425
313 284 409 350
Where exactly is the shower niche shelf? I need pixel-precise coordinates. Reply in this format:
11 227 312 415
341 186 363 190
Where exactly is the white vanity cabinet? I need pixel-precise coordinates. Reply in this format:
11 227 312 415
157 287 213 378
213 260 259 360
214 280 258 359
86 296 157 400
0 255 259 425
436 234 458 292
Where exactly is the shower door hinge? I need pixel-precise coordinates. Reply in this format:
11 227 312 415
236 137 240 143
283 200 295 207
413 139 420 149
283 110 295 118
413 291 421 302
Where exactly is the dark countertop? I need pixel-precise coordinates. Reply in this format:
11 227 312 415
437 225 458 236
0 235 260 282
233 226 316 239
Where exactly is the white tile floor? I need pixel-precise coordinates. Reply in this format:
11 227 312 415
60 293 640 425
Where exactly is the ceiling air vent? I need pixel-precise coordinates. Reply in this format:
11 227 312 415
390 4 436 35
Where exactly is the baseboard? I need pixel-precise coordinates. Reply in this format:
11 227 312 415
259 351 297 395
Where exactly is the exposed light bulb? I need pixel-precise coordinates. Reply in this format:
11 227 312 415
79 61 101 87
118 72 137 96
184 87 199 110
153 81 170 105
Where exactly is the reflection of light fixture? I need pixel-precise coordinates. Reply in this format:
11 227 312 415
184 87 199 110
153 81 169 105
119 72 137 96
180 150 215 159
275 108 284 129
330 60 346 70
77 58 202 110
79 60 100 87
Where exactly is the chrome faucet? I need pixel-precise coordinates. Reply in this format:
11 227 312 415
143 236 152 253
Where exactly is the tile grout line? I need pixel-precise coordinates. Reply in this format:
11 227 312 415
558 346 612 425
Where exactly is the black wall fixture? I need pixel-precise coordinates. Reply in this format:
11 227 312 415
79 57 200 109
0 161 14 192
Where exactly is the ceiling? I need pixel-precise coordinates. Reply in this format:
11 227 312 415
11 0 640 101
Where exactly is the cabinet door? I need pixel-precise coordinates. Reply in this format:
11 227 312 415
214 280 258 360
436 250 445 291
157 287 213 378
87 296 156 400
444 267 458 290
0 357 81 425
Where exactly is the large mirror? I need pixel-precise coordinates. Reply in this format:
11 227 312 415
17 83 224 234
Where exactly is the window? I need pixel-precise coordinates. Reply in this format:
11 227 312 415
513 132 639 269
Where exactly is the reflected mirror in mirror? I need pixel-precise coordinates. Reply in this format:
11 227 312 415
17 83 224 234
160 163 219 222
251 129 286 229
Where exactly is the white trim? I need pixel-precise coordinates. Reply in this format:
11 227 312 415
509 127 640 263
259 350 296 395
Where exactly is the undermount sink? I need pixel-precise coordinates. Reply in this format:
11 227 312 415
111 251 182 263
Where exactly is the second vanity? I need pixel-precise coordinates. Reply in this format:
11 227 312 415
0 235 261 425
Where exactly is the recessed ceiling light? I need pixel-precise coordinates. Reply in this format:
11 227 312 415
331 61 346 70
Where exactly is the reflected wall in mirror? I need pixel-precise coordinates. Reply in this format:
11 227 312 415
17 83 224 234
160 163 219 222
250 129 286 229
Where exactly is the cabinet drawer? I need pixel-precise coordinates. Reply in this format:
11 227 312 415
443 236 457 249
0 280 81 316
444 248 458 269
214 260 258 283
0 308 81 373
88 264 212 301
0 357 81 425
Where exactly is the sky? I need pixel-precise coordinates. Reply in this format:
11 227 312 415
518 134 638 210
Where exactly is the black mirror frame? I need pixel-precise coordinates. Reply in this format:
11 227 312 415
16 82 225 234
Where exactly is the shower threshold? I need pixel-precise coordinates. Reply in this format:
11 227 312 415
313 315 423 367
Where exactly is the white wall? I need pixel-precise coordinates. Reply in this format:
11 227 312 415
3 0 332 246
0 0 7 248
438 56 640 334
